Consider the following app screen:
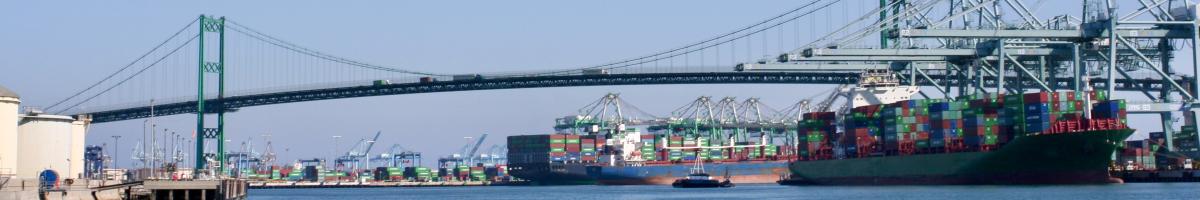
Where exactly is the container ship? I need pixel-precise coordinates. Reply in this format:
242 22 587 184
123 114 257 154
508 131 794 185
509 70 1133 185
506 71 924 185
780 70 1133 185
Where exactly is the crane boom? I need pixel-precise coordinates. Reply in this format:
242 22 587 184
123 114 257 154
362 131 382 157
817 84 848 112
466 134 488 164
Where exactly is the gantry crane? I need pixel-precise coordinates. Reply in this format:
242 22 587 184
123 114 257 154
335 131 382 171
556 93 664 134
370 144 422 168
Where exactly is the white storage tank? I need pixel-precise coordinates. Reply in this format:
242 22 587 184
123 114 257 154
68 115 90 179
16 109 77 179
0 85 18 176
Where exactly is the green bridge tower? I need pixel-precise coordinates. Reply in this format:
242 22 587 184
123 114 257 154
195 15 227 178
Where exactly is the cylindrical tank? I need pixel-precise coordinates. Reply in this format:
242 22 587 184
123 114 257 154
69 115 91 179
0 85 18 176
17 110 76 179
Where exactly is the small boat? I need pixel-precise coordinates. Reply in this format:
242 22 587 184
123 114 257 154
672 157 734 188
672 172 734 188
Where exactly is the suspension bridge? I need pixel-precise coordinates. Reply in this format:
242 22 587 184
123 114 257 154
38 0 1200 178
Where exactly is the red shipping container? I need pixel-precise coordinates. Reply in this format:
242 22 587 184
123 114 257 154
1024 92 1049 103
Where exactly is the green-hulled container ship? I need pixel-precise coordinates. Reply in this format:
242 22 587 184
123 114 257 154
780 70 1134 185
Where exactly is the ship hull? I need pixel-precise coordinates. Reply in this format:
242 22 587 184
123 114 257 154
508 163 597 185
509 161 789 185
590 161 789 185
784 129 1133 185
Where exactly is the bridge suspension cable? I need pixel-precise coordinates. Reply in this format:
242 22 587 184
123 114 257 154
45 18 201 113
53 35 200 114
527 0 844 76
224 20 447 77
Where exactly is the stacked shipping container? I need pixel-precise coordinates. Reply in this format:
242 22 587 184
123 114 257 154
963 93 1002 151
881 100 930 155
929 100 965 152
799 112 836 160
842 105 881 157
794 91 1128 161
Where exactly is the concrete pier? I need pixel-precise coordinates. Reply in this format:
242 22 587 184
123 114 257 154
1 178 128 200
143 179 247 200
248 180 529 189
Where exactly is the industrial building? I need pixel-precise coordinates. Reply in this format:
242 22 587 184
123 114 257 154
0 85 18 177
0 84 92 180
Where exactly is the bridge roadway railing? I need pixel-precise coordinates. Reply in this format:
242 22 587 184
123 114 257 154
81 71 1190 123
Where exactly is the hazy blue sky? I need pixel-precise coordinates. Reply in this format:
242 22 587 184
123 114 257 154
0 0 1185 168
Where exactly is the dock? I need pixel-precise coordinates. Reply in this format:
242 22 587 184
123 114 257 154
1116 170 1200 183
142 179 248 200
248 180 528 189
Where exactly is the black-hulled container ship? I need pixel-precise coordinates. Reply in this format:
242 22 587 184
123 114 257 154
780 70 1132 185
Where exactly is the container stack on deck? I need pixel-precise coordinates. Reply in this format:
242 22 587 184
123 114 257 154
928 100 965 153
640 134 657 161
842 105 881 158
565 135 582 162
799 112 836 160
668 135 684 161
508 135 551 164
582 136 597 162
1022 91 1089 136
881 100 929 155
963 93 1002 152
794 91 1129 161
510 129 794 168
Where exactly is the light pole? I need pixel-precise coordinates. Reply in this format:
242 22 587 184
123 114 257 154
224 139 231 177
169 131 176 166
111 135 121 169
142 120 149 172
332 136 342 169
463 136 473 165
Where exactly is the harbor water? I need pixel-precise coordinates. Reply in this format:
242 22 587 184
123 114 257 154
248 183 1200 200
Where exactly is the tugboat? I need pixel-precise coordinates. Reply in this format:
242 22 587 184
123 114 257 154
671 158 734 188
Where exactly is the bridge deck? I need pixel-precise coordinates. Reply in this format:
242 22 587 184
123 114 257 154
83 72 1188 123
